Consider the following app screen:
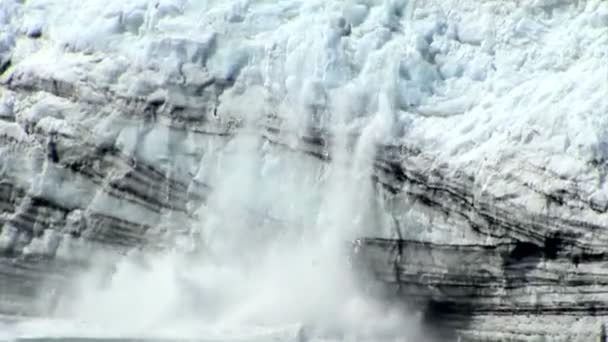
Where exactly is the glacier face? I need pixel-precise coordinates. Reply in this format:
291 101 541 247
0 0 607 340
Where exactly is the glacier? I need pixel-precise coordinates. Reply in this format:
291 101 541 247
0 0 607 340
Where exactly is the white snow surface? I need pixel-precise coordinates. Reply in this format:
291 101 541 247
0 0 607 340
1 0 605 190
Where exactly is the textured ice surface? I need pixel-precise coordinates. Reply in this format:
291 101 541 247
0 0 607 340
3 0 606 198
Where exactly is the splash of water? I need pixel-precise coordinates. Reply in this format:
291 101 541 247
46 98 420 341
51 100 418 341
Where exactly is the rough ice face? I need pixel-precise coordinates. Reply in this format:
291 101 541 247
0 0 607 340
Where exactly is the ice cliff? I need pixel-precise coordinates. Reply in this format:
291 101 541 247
0 0 607 340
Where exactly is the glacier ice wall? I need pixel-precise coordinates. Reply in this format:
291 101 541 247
0 0 607 340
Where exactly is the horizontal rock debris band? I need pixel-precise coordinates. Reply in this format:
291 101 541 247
351 236 608 340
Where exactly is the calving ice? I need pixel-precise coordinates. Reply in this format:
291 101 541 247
0 0 606 340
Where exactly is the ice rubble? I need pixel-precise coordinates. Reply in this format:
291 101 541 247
1 0 605 170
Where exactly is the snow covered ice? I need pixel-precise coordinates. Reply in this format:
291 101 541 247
0 0 607 340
